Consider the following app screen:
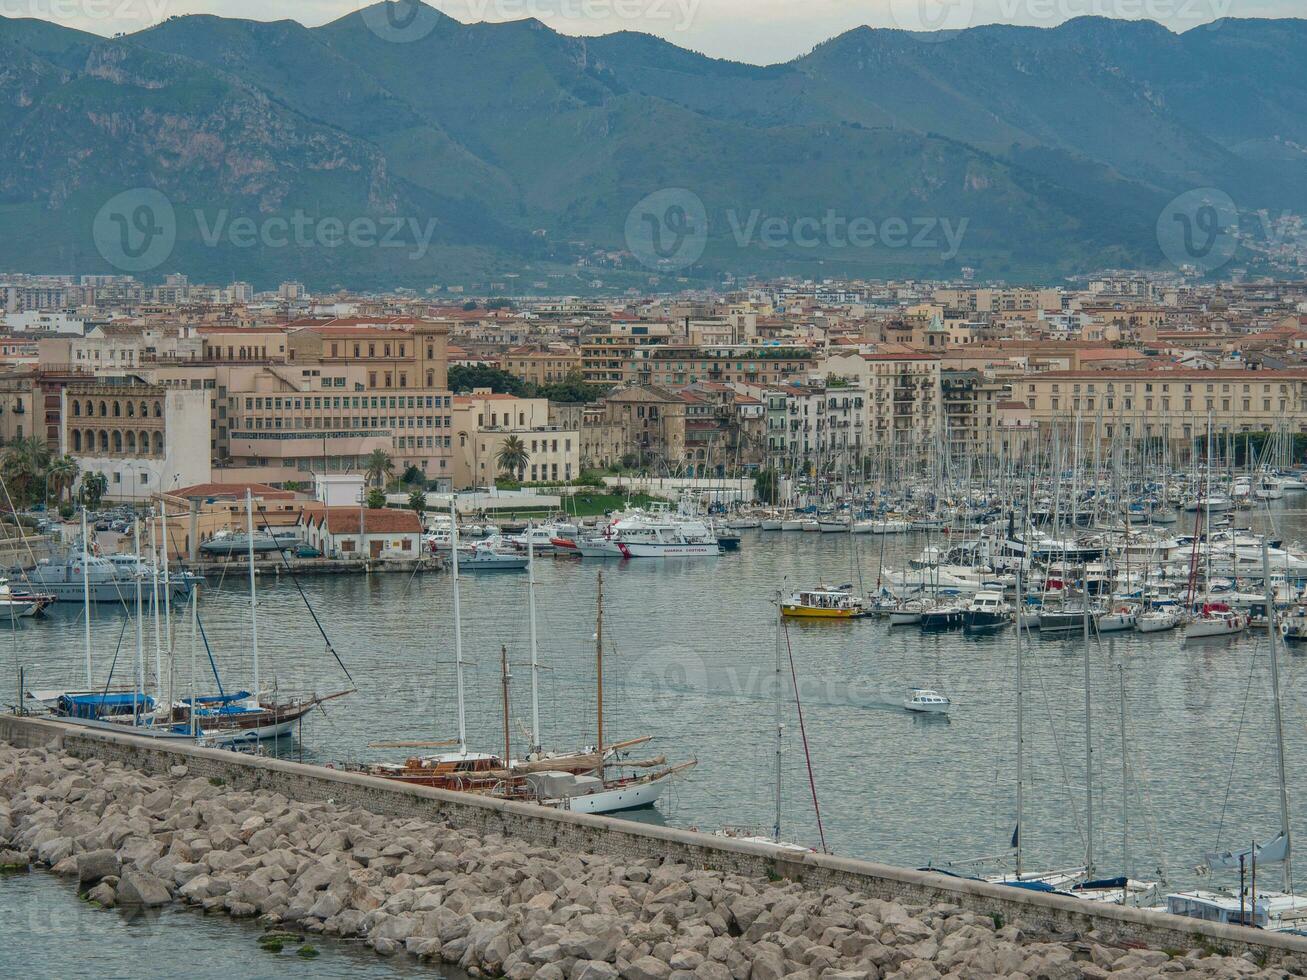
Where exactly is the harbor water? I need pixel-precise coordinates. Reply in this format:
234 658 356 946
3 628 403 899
7 507 1307 957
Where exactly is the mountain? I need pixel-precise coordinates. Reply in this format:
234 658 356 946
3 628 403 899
0 7 1303 289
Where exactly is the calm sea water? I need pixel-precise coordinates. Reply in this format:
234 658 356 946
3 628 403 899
7 505 1307 962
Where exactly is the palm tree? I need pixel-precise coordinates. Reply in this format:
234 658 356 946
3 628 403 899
408 487 428 518
47 455 80 505
496 435 530 481
81 471 108 509
364 449 394 488
1 436 51 507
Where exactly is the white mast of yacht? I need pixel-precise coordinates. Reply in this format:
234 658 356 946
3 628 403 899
450 497 468 755
246 489 260 702
527 530 541 755
1264 543 1294 893
773 592 786 844
81 506 91 687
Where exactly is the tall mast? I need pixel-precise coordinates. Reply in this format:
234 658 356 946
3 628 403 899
245 489 259 699
160 502 173 711
774 592 785 844
1082 580 1095 879
1119 662 1129 880
81 506 91 687
1015 564 1024 877
450 497 467 755
1263 543 1293 893
189 586 198 738
501 645 511 764
151 520 162 695
596 571 604 759
527 529 541 754
134 520 145 721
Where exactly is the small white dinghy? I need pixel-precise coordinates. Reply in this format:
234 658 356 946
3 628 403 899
904 688 951 715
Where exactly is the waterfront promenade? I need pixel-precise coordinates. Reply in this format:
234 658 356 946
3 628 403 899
2 716 1305 977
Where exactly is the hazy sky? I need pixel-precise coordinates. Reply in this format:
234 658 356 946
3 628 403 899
16 0 1302 63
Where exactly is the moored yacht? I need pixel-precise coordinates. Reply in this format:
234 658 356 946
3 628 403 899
961 591 1010 633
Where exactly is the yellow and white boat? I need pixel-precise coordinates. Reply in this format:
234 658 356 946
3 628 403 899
781 588 866 619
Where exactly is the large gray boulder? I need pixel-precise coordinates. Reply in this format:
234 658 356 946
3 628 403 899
117 870 173 907
77 849 121 885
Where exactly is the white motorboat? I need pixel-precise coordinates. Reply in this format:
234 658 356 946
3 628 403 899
0 579 40 618
961 591 1010 633
1283 606 1307 642
904 689 951 715
605 506 719 558
459 541 529 570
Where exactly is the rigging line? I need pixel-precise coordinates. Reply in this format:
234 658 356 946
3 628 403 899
254 503 356 687
194 608 227 699
782 617 828 855
96 614 132 710
1026 620 1088 852
1213 629 1262 854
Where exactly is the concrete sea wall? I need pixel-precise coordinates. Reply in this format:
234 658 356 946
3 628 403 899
2 714 1305 974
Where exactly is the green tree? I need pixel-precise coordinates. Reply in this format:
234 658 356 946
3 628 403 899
496 435 530 480
447 365 525 396
364 449 394 488
81 471 108 509
284 480 303 493
408 488 428 517
47 454 80 505
1 436 52 507
753 468 779 505
365 487 387 509
400 464 424 486
529 371 610 404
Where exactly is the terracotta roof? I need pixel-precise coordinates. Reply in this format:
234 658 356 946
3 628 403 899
169 482 294 501
313 508 422 534
1029 368 1307 380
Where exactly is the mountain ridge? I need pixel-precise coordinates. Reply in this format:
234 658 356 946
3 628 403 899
0 7 1302 288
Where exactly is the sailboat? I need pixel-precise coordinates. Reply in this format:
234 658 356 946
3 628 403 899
180 490 352 745
363 512 692 812
1167 544 1307 931
716 595 814 852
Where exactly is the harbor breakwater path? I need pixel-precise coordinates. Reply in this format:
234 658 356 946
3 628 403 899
3 716 1307 979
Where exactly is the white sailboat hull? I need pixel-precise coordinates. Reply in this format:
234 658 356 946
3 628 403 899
550 774 668 814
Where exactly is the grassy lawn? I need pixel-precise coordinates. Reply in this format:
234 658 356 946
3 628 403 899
466 492 664 521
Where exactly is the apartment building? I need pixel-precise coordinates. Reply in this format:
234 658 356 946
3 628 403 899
450 391 576 488
821 350 940 452
500 345 583 385
629 345 813 388
781 381 867 467
1019 369 1307 446
579 322 674 384
940 369 1012 457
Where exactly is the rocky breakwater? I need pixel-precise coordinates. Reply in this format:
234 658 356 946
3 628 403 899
0 740 1299 979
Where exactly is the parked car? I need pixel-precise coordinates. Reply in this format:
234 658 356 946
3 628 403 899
294 544 322 559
